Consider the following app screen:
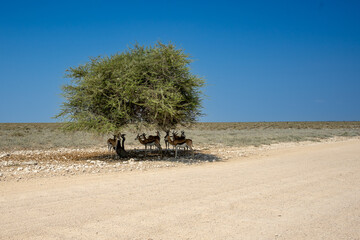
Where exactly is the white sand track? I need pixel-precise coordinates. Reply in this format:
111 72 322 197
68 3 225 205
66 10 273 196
1 139 359 239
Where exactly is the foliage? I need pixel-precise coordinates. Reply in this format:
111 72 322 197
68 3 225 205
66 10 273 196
56 42 205 133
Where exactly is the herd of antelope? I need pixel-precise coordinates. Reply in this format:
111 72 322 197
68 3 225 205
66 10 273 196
107 130 194 158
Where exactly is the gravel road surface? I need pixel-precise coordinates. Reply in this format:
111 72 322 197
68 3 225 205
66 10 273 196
1 139 359 239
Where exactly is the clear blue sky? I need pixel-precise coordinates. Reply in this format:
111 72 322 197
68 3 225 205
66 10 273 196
1 0 359 122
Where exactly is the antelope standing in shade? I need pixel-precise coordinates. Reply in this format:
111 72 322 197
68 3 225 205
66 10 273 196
143 131 161 149
135 134 162 156
166 134 194 158
172 130 188 150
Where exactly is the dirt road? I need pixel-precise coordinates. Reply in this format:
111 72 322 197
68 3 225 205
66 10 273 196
1 139 359 239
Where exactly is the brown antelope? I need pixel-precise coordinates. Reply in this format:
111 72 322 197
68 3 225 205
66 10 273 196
107 134 118 151
135 134 162 155
166 135 194 158
143 131 161 149
172 130 188 150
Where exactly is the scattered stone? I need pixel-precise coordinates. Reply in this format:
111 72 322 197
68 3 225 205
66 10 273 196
0 145 222 182
23 161 38 165
2 153 11 158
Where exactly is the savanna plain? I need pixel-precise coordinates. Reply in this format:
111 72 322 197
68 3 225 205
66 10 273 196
1 122 360 239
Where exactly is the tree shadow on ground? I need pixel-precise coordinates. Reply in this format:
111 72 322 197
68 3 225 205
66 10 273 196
80 149 222 164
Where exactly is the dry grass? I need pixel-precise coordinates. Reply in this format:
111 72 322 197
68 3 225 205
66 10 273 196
187 128 360 147
0 122 359 151
0 123 105 150
189 121 360 130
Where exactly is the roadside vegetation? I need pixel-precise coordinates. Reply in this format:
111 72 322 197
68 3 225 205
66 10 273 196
0 122 359 151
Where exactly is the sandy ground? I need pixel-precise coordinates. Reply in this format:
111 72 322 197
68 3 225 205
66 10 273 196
0 138 359 239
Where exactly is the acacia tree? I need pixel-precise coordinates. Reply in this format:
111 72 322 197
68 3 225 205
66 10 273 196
56 42 205 134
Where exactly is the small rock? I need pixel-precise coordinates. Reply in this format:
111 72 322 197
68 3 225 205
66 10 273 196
23 161 38 165
5 161 15 167
0 172 3 177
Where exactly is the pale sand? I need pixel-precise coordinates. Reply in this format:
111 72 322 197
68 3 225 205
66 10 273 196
1 138 359 239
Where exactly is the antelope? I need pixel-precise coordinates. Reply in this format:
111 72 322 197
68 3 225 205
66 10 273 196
143 131 160 149
166 135 194 158
135 134 162 155
107 134 118 151
172 130 188 150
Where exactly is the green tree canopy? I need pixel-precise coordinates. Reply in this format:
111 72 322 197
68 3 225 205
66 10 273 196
56 42 205 133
